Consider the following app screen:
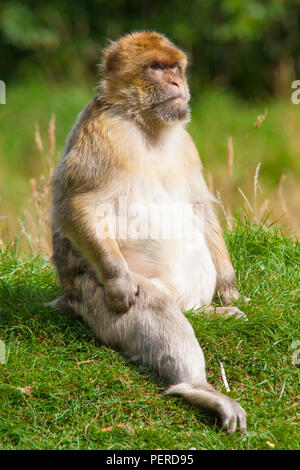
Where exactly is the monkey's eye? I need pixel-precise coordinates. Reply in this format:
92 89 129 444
150 62 163 70
169 63 180 73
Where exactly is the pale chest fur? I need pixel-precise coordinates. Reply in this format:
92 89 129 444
102 120 217 309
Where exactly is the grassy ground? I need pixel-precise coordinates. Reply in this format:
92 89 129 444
0 218 299 450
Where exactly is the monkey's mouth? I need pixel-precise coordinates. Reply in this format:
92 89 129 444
170 96 186 105
156 94 187 106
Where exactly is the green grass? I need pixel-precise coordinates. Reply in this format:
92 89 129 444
0 218 299 450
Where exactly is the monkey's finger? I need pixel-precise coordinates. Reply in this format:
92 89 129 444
221 414 237 434
238 414 247 434
227 417 237 434
232 401 247 434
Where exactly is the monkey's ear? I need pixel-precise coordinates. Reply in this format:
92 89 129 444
102 42 122 74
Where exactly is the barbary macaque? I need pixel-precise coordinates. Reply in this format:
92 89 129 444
50 31 246 433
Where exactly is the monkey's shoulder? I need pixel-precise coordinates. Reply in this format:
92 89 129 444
65 97 109 151
53 100 132 192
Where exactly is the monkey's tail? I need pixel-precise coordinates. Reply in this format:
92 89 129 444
165 382 247 434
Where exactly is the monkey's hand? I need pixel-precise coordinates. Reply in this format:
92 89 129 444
216 269 240 304
219 285 240 305
105 274 139 313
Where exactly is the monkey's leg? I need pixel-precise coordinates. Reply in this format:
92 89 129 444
64 271 246 433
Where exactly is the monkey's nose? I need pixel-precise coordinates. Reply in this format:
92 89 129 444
170 80 180 89
167 76 184 96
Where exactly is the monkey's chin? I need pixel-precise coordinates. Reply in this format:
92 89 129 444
153 100 190 124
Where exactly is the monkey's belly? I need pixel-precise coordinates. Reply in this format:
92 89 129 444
121 233 217 311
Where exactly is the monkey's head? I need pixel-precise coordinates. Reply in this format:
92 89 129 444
100 31 190 126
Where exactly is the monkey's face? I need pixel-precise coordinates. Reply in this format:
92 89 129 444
143 60 190 123
101 32 191 125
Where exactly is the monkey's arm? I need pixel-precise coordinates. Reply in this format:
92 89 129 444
184 131 239 303
60 192 138 313
203 201 239 303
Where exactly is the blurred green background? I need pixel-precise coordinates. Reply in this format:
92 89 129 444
0 0 299 244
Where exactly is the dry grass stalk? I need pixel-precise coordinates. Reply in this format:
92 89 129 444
216 191 233 231
227 136 234 178
258 199 270 220
34 123 44 154
238 187 254 214
22 116 58 257
48 114 56 161
253 162 261 205
254 108 268 129
253 162 262 220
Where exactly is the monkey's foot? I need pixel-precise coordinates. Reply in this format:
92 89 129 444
217 395 247 434
204 306 248 320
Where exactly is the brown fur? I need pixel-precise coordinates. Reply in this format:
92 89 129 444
50 31 246 433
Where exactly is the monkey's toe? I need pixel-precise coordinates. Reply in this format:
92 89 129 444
224 307 248 321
